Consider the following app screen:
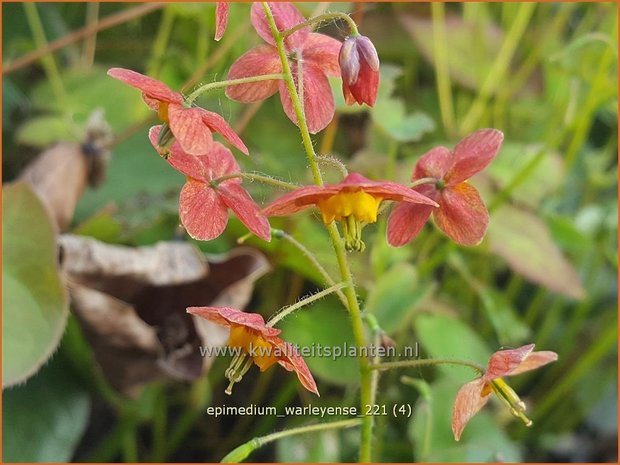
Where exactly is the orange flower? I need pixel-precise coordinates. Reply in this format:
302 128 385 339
187 306 318 396
452 344 558 441
263 172 437 252
108 67 248 156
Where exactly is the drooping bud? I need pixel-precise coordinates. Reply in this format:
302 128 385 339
339 35 380 107
215 2 229 41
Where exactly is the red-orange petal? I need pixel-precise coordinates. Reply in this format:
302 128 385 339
272 340 319 396
446 128 503 185
187 306 281 337
201 110 249 155
433 182 489 246
278 63 335 134
250 2 309 49
219 183 272 241
387 201 434 247
452 378 490 441
214 2 229 41
179 178 229 240
226 45 282 102
167 104 214 156
107 68 183 104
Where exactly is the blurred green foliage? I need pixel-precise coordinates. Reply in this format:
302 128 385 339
2 2 617 463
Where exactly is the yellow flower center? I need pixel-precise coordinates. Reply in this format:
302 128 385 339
489 378 532 427
225 326 279 395
317 190 383 252
157 102 170 123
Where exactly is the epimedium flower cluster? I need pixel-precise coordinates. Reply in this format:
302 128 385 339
108 2 557 448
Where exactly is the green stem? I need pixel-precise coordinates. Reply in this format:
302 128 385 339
221 419 361 463
262 3 373 461
281 11 358 38
272 229 349 309
431 3 456 136
459 2 536 134
410 176 438 189
370 358 485 375
267 282 348 327
185 74 285 104
211 172 299 190
23 3 68 110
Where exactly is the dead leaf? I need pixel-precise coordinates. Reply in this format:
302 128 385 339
59 235 271 396
19 110 112 231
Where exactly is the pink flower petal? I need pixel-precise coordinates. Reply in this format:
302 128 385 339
187 306 281 336
447 128 504 185
167 104 214 155
214 2 229 41
201 110 249 155
279 63 335 134
506 350 558 377
107 68 183 104
262 185 325 217
202 142 241 179
362 181 438 207
226 45 282 102
251 2 309 49
179 178 228 240
387 202 434 247
274 340 320 396
484 344 535 381
413 146 453 180
219 183 272 241
303 32 341 77
148 125 205 178
433 182 489 246
452 378 490 441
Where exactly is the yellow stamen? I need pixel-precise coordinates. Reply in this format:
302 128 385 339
224 326 279 394
317 190 382 252
490 378 533 427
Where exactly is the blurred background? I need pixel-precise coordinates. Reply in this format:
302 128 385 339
2 2 618 462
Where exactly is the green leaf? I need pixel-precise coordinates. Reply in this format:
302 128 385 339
3 355 90 462
279 298 359 386
16 115 78 148
371 98 435 143
2 182 68 386
488 205 585 299
414 311 490 382
365 263 432 334
409 376 522 462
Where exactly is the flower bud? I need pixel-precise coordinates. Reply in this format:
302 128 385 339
339 35 380 107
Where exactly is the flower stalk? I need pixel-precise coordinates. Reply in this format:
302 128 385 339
185 73 285 104
262 3 375 460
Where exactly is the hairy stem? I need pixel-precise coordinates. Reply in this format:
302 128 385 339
273 230 349 309
267 282 348 327
262 3 373 461
211 172 299 190
281 11 359 38
370 358 485 375
185 74 285 105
